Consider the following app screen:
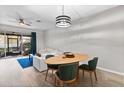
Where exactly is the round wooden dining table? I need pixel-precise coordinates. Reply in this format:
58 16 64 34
45 53 89 65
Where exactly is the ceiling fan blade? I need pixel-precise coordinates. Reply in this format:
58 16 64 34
23 17 35 21
26 21 32 24
23 18 42 23
25 23 31 26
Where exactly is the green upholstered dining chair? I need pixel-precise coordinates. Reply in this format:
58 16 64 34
45 55 59 81
55 62 79 87
79 57 98 86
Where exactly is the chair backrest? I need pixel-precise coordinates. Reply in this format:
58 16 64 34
58 62 78 81
88 57 98 70
45 55 54 59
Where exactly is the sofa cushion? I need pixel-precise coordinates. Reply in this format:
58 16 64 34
39 49 62 59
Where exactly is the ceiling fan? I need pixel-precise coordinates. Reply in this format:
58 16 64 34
8 12 41 26
18 18 31 26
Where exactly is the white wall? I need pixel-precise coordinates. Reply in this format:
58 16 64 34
36 31 45 53
44 6 124 73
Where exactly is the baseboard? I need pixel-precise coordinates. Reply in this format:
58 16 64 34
97 67 124 76
97 67 124 84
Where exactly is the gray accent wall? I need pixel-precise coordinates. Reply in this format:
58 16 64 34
44 6 124 73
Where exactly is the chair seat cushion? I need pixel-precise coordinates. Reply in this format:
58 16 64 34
79 64 90 70
48 64 58 69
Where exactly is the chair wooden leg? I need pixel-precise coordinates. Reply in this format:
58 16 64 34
73 81 77 86
55 76 57 86
71 81 76 86
94 71 97 81
82 69 84 77
90 72 93 86
52 69 53 78
76 69 79 82
59 81 64 87
45 69 49 81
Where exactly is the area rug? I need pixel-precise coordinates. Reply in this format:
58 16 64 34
17 57 33 69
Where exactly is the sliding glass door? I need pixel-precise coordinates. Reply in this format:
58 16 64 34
0 33 5 58
0 32 31 59
0 33 7 58
6 35 21 56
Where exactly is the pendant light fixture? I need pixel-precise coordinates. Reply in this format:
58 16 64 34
56 5 71 27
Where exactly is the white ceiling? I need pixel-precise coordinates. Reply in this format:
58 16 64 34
0 5 117 32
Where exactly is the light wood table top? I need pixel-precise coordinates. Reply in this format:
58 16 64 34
45 53 89 65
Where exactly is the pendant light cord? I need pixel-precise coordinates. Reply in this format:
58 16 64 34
62 5 64 15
